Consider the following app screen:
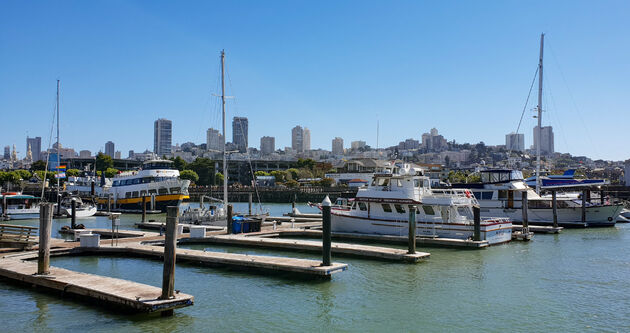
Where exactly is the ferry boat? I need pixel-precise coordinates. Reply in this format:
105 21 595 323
96 160 190 212
451 169 623 227
324 164 512 245
0 192 42 220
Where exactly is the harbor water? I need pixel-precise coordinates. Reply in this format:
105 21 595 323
1 203 629 331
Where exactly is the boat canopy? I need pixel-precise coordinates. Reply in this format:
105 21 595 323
480 169 524 184
142 160 175 170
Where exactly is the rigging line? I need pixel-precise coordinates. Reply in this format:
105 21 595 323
547 38 594 146
507 66 538 157
41 99 57 201
544 81 571 155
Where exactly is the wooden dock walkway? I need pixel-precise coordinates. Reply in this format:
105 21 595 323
181 234 430 262
0 257 193 313
90 244 348 278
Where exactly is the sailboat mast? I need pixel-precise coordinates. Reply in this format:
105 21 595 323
221 50 228 207
56 79 61 201
535 33 544 194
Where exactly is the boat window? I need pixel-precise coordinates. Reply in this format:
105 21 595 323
498 190 507 199
351 202 357 210
158 188 168 195
423 179 430 188
393 179 402 187
382 204 392 213
170 187 180 194
472 192 481 199
414 179 421 187
457 207 473 219
148 189 157 194
358 202 367 211
132 191 139 198
422 205 435 215
132 178 140 185
125 192 132 198
394 204 405 214
140 190 147 196
113 180 120 186
377 178 389 186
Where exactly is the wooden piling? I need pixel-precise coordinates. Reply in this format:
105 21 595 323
227 204 233 234
522 191 529 229
408 205 417 254
150 194 156 211
322 196 332 266
551 190 558 228
71 198 76 229
90 181 95 196
160 206 179 316
56 194 61 216
581 189 587 223
37 204 53 275
142 196 147 223
473 205 481 241
248 192 252 215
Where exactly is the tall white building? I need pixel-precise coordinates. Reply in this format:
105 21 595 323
292 126 307 153
26 136 41 161
533 126 554 155
303 127 311 151
154 118 172 156
332 137 344 155
105 141 115 158
260 136 275 155
505 132 525 152
351 140 366 150
206 128 223 151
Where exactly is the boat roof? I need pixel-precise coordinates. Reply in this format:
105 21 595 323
0 194 40 199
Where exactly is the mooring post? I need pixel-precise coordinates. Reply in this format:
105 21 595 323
56 194 61 216
521 191 529 229
142 196 147 222
227 204 233 234
321 196 332 266
90 181 95 197
71 198 76 229
581 189 587 224
473 205 481 241
2 195 7 217
151 194 156 211
551 190 558 228
38 204 53 275
160 206 179 316
248 192 252 215
408 205 417 254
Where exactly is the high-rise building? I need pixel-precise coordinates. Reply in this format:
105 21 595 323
79 150 92 158
398 138 420 150
260 136 275 155
105 141 115 158
505 133 525 152
292 126 304 152
533 126 554 155
232 117 248 152
351 141 367 150
206 128 223 151
26 136 42 161
3 146 10 160
115 151 121 159
421 128 447 152
332 137 344 155
303 128 311 151
154 118 172 156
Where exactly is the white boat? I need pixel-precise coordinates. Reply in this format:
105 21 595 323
325 164 512 245
96 160 190 212
59 196 97 218
66 175 109 197
180 195 226 225
0 192 42 220
451 169 623 227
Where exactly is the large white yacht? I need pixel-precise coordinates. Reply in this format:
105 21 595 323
451 169 623 227
96 160 190 212
327 164 512 245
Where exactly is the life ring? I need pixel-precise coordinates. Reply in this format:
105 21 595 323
464 190 472 198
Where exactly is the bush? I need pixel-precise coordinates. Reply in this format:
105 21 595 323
180 170 199 183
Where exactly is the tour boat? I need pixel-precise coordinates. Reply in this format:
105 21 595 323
320 164 512 245
0 192 41 220
96 160 190 212
451 169 623 227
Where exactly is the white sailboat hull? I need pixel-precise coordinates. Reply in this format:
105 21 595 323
61 206 97 218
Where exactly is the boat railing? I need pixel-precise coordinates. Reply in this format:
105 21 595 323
430 189 479 205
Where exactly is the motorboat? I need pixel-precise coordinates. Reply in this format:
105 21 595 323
180 195 226 225
0 192 41 220
524 169 607 189
59 195 97 218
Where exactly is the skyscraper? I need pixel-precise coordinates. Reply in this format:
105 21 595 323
505 133 525 152
332 137 344 155
260 136 275 155
533 126 554 155
26 136 41 161
3 146 10 160
232 117 248 152
303 127 311 151
105 141 115 158
154 118 172 156
292 126 304 152
206 128 223 151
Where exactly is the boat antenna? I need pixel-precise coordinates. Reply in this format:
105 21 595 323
221 50 228 207
535 33 544 194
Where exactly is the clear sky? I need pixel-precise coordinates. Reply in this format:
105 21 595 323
1 0 628 160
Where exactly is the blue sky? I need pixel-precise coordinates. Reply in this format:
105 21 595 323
1 1 628 160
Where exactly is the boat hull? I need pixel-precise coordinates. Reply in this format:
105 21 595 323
4 209 40 220
331 213 512 245
97 194 188 212
61 206 97 218
480 205 622 227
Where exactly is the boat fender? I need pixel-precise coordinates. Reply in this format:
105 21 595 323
464 190 472 198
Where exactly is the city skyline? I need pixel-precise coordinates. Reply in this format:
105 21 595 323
1 1 629 160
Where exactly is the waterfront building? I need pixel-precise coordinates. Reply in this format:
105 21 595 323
105 141 115 158
206 128 223 151
533 125 554 155
260 136 275 155
505 132 525 152
154 118 172 156
26 136 41 161
332 137 344 155
3 146 9 160
79 150 91 158
351 140 367 150
232 117 248 152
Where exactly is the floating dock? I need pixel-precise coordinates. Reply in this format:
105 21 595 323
512 224 563 234
0 256 193 313
135 222 224 233
181 234 430 262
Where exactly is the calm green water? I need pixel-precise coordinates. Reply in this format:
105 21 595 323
1 203 630 332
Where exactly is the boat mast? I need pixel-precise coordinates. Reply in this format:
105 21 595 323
221 50 228 207
56 80 61 202
535 33 544 194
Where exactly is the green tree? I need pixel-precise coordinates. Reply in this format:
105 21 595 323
14 170 32 180
254 171 270 177
215 172 224 185
270 170 288 183
104 168 119 178
286 168 299 181
186 157 215 186
5 171 22 184
66 169 81 177
96 152 113 171
179 170 199 183
285 179 299 188
171 156 188 171
318 177 335 187
30 160 47 171
296 158 316 170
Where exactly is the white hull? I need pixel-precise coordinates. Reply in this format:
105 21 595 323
61 206 97 218
4 208 40 220
331 214 512 245
480 204 621 227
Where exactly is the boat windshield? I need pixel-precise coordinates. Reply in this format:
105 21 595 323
481 170 523 183
143 161 174 170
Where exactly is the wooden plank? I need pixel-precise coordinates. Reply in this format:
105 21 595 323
0 258 193 313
